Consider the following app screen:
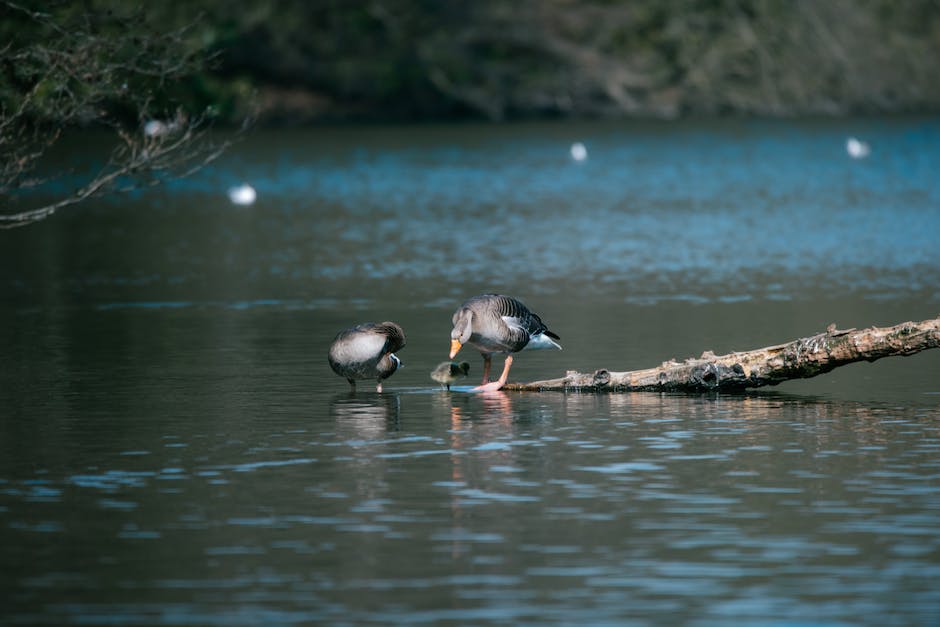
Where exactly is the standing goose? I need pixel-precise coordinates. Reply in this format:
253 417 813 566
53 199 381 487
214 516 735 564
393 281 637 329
328 322 406 392
449 294 561 392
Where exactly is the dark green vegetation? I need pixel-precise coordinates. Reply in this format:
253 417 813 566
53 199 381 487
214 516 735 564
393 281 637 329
2 0 938 225
1 1 238 226
4 0 940 126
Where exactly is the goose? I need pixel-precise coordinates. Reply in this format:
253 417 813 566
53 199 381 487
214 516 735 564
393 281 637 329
449 294 561 392
431 361 470 390
328 321 406 392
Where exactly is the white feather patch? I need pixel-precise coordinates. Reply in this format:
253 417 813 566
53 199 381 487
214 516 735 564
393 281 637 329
525 333 562 351
501 315 523 330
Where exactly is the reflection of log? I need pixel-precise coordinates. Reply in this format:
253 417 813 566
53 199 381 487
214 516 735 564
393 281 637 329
505 317 940 393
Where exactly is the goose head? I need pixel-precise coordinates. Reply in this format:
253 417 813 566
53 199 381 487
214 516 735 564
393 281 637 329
382 353 402 378
450 309 473 358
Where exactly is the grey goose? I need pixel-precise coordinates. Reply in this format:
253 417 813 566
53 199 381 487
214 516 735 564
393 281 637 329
449 294 561 391
328 322 406 392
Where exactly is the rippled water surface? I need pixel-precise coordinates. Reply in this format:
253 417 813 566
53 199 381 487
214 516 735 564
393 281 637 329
2 118 939 625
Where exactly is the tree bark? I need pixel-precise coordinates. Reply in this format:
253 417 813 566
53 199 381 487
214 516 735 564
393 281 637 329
504 316 940 393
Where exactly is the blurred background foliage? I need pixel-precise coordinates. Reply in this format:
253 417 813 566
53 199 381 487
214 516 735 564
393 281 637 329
3 0 940 127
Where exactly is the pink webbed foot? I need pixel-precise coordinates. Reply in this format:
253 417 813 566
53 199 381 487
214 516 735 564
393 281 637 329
472 355 512 393
472 380 505 393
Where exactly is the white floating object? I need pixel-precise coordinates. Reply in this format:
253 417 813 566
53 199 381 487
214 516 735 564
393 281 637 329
846 137 870 159
570 142 588 162
227 183 257 206
143 119 169 138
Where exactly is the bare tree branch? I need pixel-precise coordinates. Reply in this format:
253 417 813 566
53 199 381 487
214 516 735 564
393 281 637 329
0 1 247 228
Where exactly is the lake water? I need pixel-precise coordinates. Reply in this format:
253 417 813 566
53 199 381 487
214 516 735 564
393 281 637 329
2 118 939 625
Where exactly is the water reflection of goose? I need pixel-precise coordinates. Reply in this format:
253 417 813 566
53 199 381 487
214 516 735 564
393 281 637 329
449 294 561 392
431 361 470 390
330 393 401 434
438 389 514 431
328 322 406 392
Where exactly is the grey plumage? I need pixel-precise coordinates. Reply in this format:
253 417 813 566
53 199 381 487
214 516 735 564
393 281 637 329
451 294 561 355
328 321 406 392
431 361 470 389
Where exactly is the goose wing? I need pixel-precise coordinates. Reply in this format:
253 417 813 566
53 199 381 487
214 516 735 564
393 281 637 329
373 321 406 354
483 294 559 342
465 294 540 352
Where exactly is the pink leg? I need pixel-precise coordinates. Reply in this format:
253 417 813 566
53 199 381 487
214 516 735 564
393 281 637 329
481 354 492 385
376 382 383 393
473 355 512 392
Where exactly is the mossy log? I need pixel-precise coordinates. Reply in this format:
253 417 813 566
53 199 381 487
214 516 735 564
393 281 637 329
504 316 940 393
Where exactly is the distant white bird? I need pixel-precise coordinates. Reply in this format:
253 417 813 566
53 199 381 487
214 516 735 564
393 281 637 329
143 120 169 138
143 115 183 139
227 183 257 206
846 137 871 159
570 142 588 162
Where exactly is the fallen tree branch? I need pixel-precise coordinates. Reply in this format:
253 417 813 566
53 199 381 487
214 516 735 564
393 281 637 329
504 316 940 393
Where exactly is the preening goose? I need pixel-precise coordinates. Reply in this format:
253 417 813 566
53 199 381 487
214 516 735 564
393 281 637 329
431 361 470 390
449 294 561 392
328 322 406 392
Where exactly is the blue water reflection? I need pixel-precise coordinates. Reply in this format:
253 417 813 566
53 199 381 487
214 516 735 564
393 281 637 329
196 118 940 299
2 118 940 625
11 117 937 308
2 388 940 624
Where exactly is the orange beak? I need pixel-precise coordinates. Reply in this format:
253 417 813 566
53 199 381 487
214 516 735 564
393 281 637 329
449 339 462 359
